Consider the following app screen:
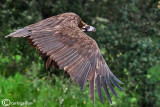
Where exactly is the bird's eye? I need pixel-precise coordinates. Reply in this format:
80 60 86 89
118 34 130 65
86 26 90 29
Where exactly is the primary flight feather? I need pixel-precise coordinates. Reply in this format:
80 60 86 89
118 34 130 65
5 12 123 104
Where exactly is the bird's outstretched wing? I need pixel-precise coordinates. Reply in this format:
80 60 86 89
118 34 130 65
5 13 123 104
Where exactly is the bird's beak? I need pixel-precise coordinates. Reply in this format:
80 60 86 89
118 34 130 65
87 26 96 32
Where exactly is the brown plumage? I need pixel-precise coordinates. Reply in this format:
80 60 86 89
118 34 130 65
5 12 123 104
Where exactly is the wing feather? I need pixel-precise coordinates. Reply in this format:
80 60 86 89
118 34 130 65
55 49 73 62
30 32 53 39
57 51 77 65
101 77 112 103
70 58 85 78
46 44 64 56
89 71 95 103
96 75 104 104
73 60 87 81
33 37 57 46
110 76 123 90
32 34 55 42
41 42 62 53
64 55 82 71
46 57 53 69
106 78 118 97
79 64 91 90
74 60 89 83
59 53 79 69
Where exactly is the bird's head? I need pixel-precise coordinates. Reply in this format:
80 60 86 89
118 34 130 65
82 25 96 32
79 21 96 32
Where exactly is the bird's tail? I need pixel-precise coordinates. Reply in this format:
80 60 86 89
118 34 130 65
5 28 31 38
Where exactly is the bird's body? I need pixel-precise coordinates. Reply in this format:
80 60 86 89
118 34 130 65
5 12 123 104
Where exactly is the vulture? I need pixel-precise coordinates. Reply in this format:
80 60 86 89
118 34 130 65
5 12 123 104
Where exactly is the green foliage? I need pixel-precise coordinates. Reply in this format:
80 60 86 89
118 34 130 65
0 65 159 107
0 69 113 107
0 0 160 106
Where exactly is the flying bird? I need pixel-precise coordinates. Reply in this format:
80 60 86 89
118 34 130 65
5 12 123 104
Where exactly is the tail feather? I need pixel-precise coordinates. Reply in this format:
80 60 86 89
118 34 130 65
5 28 31 38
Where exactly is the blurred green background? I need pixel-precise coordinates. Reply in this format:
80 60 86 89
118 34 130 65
0 0 160 107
